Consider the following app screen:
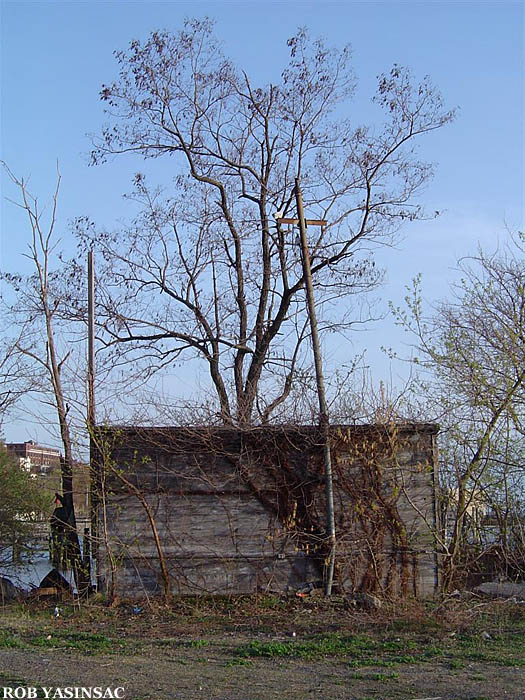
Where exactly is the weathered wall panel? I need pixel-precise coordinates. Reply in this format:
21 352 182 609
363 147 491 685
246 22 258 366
92 424 439 598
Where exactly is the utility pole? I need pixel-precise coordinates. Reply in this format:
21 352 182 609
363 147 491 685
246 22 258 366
87 250 95 432
279 178 337 596
86 250 96 594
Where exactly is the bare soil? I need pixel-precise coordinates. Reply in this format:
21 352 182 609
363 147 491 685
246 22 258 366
1 595 523 699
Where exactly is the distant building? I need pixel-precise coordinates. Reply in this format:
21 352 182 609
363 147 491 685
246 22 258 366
5 440 61 476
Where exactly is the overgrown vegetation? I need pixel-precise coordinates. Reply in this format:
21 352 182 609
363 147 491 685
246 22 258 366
0 445 53 570
394 233 525 588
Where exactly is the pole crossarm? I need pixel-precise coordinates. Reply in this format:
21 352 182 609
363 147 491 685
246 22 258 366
276 217 328 227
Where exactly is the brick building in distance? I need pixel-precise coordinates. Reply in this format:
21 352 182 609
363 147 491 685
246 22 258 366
5 439 90 537
6 440 61 476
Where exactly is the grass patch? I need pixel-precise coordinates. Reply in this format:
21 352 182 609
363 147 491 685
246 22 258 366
150 637 212 650
1 630 124 654
235 633 406 660
233 626 525 669
451 629 525 666
235 633 434 662
30 631 115 652
0 629 26 649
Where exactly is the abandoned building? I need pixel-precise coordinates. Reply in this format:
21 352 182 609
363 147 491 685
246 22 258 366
91 423 440 598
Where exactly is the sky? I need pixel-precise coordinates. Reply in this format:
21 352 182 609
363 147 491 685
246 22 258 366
1 0 523 445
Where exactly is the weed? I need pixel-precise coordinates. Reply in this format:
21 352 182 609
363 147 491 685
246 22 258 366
386 616 440 634
226 658 254 667
255 595 281 609
376 671 399 680
497 657 525 667
370 658 396 667
0 630 25 649
152 637 177 647
30 631 114 653
152 637 212 651
351 671 399 681
380 638 416 651
0 672 27 683
188 639 210 648
463 650 489 661
239 640 294 658
389 654 419 664
422 645 444 657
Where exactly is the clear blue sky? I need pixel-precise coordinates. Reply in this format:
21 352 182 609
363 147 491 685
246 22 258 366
1 0 523 443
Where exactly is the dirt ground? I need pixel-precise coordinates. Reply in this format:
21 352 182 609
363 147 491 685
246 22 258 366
1 595 523 699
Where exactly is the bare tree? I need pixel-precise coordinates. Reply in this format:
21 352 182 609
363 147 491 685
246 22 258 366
1 164 87 589
81 20 454 427
0 335 34 430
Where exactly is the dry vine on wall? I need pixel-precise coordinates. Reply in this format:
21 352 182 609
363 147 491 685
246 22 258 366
91 425 435 599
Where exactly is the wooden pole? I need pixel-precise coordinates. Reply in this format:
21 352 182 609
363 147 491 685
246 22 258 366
87 251 95 431
294 177 337 596
87 251 96 592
